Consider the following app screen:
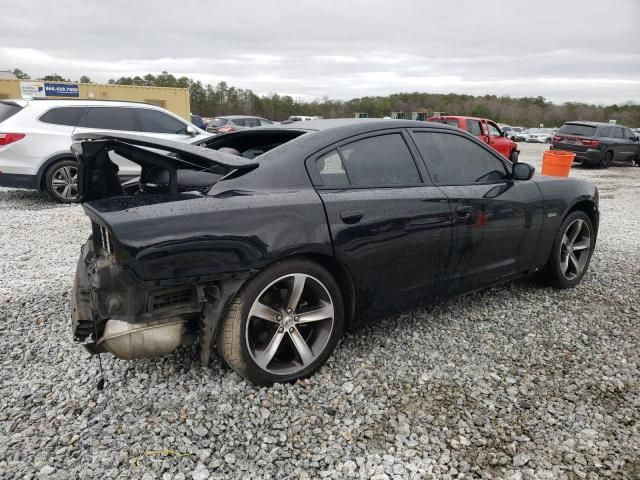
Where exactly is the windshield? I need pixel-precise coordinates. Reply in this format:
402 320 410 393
558 123 597 136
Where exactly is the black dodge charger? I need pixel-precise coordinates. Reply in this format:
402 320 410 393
71 119 599 385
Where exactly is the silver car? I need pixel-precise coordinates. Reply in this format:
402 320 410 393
526 128 554 143
0 99 208 202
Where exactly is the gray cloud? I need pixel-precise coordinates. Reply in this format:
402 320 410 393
1 0 639 104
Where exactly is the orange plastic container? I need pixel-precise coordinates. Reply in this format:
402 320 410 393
541 150 575 177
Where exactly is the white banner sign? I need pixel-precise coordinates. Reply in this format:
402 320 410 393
20 81 46 98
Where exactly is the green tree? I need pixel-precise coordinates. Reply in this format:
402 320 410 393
79 75 92 83
12 68 30 79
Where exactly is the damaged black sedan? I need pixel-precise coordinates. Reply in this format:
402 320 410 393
71 120 599 385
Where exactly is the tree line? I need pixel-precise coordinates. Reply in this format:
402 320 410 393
10 68 640 126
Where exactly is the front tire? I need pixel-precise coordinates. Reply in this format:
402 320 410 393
217 259 344 385
544 211 594 288
510 150 519 163
44 159 80 203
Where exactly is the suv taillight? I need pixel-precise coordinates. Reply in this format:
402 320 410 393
552 135 563 143
581 139 600 147
0 133 26 146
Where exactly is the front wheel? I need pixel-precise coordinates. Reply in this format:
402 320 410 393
544 211 594 288
44 159 80 203
217 259 344 385
510 150 519 163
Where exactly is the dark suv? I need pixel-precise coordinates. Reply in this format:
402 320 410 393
551 121 639 168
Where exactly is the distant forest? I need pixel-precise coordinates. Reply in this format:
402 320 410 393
11 68 640 126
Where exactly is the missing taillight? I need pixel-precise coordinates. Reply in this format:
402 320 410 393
0 133 26 146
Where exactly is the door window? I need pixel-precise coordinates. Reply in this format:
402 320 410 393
413 131 509 185
467 120 482 136
597 126 612 138
136 109 188 134
259 119 274 126
487 123 501 136
315 150 349 188
78 107 136 131
338 133 421 187
623 128 636 140
612 127 624 139
39 107 86 126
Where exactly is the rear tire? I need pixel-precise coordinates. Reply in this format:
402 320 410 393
510 150 519 163
44 159 80 203
599 151 613 169
217 258 344 385
544 211 594 289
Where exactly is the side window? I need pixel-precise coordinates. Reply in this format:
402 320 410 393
612 127 624 139
259 119 274 126
488 123 501 136
598 126 612 138
623 128 635 140
136 109 188 134
39 107 86 126
232 118 246 127
78 107 136 131
413 132 509 185
339 133 421 186
315 150 349 188
467 120 482 136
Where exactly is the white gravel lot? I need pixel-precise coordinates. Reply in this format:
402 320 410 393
0 143 638 480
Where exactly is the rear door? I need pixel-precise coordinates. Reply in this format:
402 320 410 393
309 130 453 317
620 127 639 161
611 126 627 161
409 129 544 295
73 107 141 177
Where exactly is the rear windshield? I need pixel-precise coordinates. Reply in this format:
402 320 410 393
558 123 597 137
0 102 24 123
432 119 460 127
209 118 228 127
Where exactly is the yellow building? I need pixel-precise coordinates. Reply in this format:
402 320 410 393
0 79 191 120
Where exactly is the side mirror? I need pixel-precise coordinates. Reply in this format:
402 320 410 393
502 131 510 137
186 125 197 136
512 162 535 180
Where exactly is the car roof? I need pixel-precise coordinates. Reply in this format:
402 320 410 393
6 98 169 109
563 121 619 127
263 118 460 133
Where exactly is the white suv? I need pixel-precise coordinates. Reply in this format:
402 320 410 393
0 99 209 202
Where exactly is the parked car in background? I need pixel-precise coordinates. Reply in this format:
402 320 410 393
526 128 554 143
428 115 519 162
512 128 529 142
552 121 640 168
190 114 207 130
70 119 599 385
287 116 322 122
0 99 208 202
206 115 275 134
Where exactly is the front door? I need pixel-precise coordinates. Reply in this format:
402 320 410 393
409 129 544 295
486 121 512 158
309 130 453 318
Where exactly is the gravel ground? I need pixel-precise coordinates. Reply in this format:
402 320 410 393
0 143 638 480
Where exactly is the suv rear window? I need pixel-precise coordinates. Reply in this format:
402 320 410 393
0 102 24 123
78 107 137 131
40 107 86 126
558 123 597 137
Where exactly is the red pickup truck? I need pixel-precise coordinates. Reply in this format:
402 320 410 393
427 115 519 163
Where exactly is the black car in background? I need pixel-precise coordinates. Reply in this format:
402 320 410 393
70 120 599 385
552 121 640 168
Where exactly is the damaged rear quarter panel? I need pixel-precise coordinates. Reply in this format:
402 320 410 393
84 188 332 283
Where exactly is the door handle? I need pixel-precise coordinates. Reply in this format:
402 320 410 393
340 210 364 224
455 205 472 218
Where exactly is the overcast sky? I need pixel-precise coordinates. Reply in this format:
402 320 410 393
1 0 639 105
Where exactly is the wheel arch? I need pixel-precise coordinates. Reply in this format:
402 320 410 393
565 199 599 241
